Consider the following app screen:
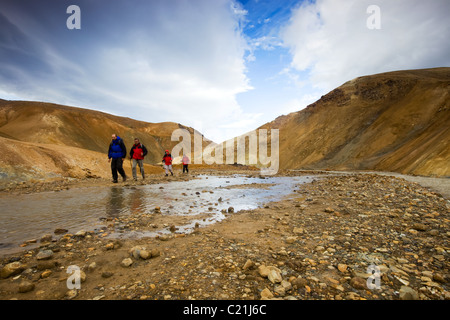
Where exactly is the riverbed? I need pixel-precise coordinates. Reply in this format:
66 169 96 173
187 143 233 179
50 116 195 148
0 174 315 255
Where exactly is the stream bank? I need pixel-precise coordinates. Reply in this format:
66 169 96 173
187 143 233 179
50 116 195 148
0 171 448 300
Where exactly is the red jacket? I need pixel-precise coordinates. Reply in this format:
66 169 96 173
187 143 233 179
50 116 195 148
162 153 172 165
182 155 190 165
130 143 147 160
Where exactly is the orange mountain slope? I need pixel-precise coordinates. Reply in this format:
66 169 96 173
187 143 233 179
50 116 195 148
255 67 449 176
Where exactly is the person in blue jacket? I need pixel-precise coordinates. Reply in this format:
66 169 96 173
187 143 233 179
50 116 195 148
108 134 127 183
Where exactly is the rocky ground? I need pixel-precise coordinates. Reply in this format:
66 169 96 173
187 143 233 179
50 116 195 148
0 170 448 301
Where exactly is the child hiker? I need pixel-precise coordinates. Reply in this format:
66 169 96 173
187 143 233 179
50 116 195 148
162 150 173 176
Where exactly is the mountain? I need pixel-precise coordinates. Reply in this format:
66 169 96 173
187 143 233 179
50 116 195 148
256 67 449 177
0 100 209 184
0 100 209 164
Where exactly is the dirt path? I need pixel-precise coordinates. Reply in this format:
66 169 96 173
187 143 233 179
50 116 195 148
289 170 450 200
374 172 450 200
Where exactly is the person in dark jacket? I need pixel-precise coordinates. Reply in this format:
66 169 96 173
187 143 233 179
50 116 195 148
129 138 148 181
108 134 127 183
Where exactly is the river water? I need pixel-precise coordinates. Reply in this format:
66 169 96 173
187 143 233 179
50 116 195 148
0 174 315 255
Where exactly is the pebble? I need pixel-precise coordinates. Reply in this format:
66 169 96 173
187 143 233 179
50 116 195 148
399 286 419 300
268 269 282 284
40 270 52 279
337 264 348 273
242 259 254 270
40 234 53 243
36 250 54 260
54 228 68 235
1 262 25 279
350 277 367 290
18 280 35 293
121 258 133 268
260 288 274 299
412 223 427 231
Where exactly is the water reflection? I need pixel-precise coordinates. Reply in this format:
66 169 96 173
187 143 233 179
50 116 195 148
106 186 125 218
128 187 146 215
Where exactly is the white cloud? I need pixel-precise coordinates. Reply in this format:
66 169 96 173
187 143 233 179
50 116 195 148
0 0 257 143
280 0 450 92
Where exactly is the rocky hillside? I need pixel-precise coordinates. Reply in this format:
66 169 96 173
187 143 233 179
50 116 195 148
0 100 207 164
257 67 450 177
0 100 208 183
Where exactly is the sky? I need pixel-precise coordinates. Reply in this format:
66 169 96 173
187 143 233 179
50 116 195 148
0 0 449 143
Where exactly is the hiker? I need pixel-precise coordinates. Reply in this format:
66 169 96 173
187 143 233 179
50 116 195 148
182 154 190 173
162 150 173 176
108 134 127 183
129 137 148 181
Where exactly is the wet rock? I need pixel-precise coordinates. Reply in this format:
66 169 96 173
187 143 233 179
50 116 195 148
40 234 53 243
36 249 54 260
75 230 87 238
54 228 68 235
1 262 25 279
228 207 234 213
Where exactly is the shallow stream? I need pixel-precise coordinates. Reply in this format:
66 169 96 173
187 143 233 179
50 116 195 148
0 174 315 255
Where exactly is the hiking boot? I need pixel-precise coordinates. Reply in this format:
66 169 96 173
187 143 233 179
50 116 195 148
112 180 118 183
123 175 127 182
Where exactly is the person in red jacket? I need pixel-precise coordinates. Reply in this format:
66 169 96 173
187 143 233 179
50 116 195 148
162 150 173 176
182 154 190 174
129 138 148 181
